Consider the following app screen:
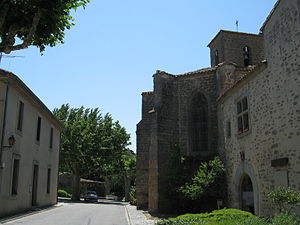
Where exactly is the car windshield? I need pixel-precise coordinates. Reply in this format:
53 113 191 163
86 191 97 195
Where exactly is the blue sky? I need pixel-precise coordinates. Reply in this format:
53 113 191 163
0 0 277 151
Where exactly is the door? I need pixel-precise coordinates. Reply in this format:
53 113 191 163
241 174 254 214
32 164 39 206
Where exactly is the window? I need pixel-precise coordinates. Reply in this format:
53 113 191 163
36 116 41 142
226 121 231 138
11 159 20 195
243 46 251 67
49 128 53 149
237 97 249 134
17 101 24 131
46 168 51 194
215 50 219 65
189 93 208 153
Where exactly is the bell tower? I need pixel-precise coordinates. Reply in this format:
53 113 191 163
208 30 264 67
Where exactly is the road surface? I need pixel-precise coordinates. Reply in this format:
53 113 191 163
3 201 129 225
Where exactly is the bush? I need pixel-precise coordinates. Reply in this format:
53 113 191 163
129 186 137 205
242 216 269 225
178 157 225 201
271 212 299 225
268 187 300 213
58 189 72 198
156 208 255 225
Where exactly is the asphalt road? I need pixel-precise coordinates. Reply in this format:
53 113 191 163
3 201 129 225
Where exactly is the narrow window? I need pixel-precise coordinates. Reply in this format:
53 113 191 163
237 97 250 134
17 101 24 131
189 93 208 153
49 128 53 149
226 121 231 138
36 116 41 142
215 50 219 65
243 46 251 67
11 159 20 195
46 168 51 194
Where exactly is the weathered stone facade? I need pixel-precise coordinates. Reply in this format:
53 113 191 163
137 0 300 216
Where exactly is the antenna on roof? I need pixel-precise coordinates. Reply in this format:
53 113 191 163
0 52 25 65
236 20 239 32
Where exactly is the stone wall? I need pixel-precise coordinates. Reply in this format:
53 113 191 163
136 92 154 209
218 0 300 216
177 71 218 157
209 31 264 68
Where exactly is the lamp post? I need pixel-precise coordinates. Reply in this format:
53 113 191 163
2 135 16 150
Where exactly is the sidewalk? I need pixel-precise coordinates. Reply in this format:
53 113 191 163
125 204 157 225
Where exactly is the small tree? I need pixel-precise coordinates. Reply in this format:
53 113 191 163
268 187 300 213
178 156 225 200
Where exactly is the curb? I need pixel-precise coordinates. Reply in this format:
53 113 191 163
0 204 63 224
125 205 132 225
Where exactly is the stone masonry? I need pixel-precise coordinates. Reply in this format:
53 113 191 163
137 0 300 216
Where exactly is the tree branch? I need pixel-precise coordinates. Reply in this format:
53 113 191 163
0 8 42 53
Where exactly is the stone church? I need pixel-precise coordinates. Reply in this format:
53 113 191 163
136 0 300 217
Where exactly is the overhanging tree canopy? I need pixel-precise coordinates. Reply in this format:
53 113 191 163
0 0 90 53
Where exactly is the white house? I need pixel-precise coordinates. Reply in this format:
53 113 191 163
0 69 64 217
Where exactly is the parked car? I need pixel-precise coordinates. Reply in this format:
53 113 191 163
84 191 98 202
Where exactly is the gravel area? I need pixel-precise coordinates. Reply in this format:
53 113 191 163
125 205 157 225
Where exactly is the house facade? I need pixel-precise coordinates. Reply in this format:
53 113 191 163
0 69 63 217
136 0 300 216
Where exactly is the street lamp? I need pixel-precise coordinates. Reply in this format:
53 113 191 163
2 135 16 149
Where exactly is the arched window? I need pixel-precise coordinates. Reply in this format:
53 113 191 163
189 93 208 153
243 46 251 67
214 50 219 65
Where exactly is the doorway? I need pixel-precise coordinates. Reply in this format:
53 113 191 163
32 164 39 206
241 174 254 214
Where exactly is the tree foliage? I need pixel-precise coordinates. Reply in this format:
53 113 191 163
53 104 130 200
178 156 225 200
0 0 90 53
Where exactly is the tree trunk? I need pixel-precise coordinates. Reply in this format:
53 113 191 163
104 177 111 195
124 175 131 202
72 173 81 201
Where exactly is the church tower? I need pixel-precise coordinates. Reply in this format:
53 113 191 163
208 30 264 67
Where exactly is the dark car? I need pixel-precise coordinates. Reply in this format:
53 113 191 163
84 191 98 202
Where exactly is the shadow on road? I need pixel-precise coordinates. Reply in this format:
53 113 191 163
58 197 128 206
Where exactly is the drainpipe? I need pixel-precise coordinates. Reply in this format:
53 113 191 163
0 82 9 169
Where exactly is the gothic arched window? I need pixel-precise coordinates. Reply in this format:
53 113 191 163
243 46 251 67
189 93 208 153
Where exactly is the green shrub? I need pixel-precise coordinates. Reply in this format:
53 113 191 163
156 208 255 225
268 187 300 213
129 186 137 205
178 157 225 200
58 189 72 198
242 216 269 225
271 212 299 225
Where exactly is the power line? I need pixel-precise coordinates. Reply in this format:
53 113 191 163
0 52 25 65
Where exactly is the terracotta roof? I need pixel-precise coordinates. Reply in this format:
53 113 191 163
142 91 154 95
260 0 281 32
207 30 262 47
155 66 217 78
218 60 267 101
0 69 64 131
